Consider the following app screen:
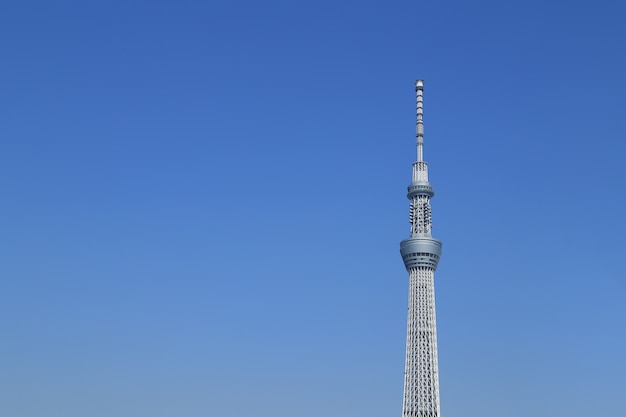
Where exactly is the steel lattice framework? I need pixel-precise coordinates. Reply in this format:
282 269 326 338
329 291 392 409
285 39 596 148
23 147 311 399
400 80 443 417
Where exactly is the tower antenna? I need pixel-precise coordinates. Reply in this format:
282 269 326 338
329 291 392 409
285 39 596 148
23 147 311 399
415 79 424 162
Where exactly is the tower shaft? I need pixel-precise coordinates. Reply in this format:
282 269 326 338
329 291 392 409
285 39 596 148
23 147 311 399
400 80 443 417
402 267 440 417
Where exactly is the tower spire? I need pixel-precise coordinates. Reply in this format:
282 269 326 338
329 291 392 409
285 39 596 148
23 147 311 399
415 79 424 162
411 80 429 186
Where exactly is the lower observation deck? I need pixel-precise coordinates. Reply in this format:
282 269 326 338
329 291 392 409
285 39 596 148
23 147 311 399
400 237 442 270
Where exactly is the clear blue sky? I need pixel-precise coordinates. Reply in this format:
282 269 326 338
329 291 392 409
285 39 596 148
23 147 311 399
2 1 625 416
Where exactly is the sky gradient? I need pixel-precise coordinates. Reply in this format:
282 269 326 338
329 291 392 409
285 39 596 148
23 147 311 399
2 1 626 416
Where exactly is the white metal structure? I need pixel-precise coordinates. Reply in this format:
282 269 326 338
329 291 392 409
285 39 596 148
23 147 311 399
399 80 443 417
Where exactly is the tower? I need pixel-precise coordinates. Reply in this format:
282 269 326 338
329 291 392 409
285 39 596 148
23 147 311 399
400 80 443 417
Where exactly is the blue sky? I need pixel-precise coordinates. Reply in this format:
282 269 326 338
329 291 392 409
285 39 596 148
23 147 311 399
2 1 626 416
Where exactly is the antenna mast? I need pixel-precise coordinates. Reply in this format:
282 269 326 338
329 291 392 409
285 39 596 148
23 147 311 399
415 79 424 162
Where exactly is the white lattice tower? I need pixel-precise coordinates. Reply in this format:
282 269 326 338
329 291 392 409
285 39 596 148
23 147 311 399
400 80 443 417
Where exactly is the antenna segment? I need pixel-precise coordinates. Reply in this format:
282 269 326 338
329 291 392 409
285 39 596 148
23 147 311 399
415 79 424 162
412 80 429 185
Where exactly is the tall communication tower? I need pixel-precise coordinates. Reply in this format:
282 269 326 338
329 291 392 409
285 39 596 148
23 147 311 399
400 80 443 417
